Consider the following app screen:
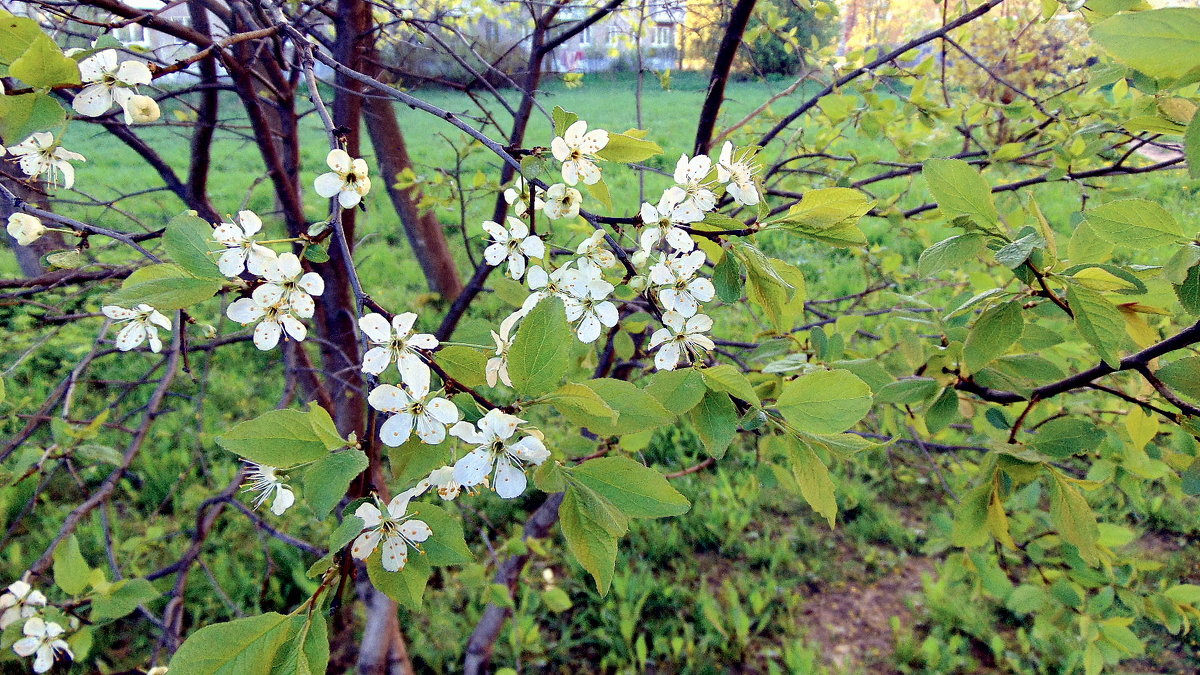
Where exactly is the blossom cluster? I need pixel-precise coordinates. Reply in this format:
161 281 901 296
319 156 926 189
2 579 74 673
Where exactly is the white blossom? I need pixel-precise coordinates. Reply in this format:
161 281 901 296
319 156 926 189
716 142 760 206
450 409 549 499
503 176 543 216
486 310 524 388
483 217 544 280
242 463 295 516
521 263 573 314
562 263 618 344
550 120 608 186
649 250 715 318
368 377 460 447
639 186 702 253
649 311 715 370
260 253 322 317
12 617 72 674
8 133 85 189
226 285 308 351
7 213 46 246
359 312 437 390
101 304 171 352
314 149 371 209
673 153 718 214
350 491 431 572
126 95 160 123
542 183 582 220
212 210 277 277
412 465 478 501
575 230 618 270
0 580 46 630
72 50 152 124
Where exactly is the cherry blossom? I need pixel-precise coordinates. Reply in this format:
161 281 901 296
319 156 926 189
7 214 46 246
261 253 323 316
12 617 72 674
8 133 85 189
350 491 431 572
368 377 460 447
522 263 573 313
242 463 295 516
673 153 717 214
212 210 277 277
359 312 437 389
503 176 544 216
649 311 715 370
575 230 618 270
450 409 549 499
562 264 618 344
482 217 544 280
0 580 46 630
639 186 702 253
550 120 608 185
314 149 371 209
649 250 715 318
542 183 582 220
412 465 477 501
486 310 523 388
716 141 760 206
101 304 172 352
72 50 152 124
226 285 308 350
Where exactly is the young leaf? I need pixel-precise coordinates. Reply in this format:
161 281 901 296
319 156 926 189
434 345 489 389
951 483 992 548
643 368 706 415
560 485 627 595
545 382 619 426
53 534 90 595
90 579 159 622
168 612 300 675
963 301 1024 372
713 250 744 303
216 405 344 469
1032 418 1106 459
571 456 691 518
1046 470 1101 566
699 364 761 407
689 389 738 458
163 212 224 281
776 369 872 434
413 503 473 566
787 437 838 527
1066 284 1126 367
107 264 223 311
507 298 573 398
1084 199 1183 248
367 552 431 610
918 234 987 278
302 449 368 517
922 158 998 226
1089 8 1200 80
561 379 673 436
594 132 662 163
9 34 80 87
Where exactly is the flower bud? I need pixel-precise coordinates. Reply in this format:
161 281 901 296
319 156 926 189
628 275 647 293
401 9 414 19
631 250 649 268
198 323 217 339
6 213 46 246
127 95 160 123
307 221 330 237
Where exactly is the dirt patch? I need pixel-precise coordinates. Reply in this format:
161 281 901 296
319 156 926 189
799 556 934 673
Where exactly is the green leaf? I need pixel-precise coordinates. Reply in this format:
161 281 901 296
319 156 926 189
776 369 872 434
1164 584 1200 605
561 379 673 436
560 485 626 595
768 187 873 246
925 386 960 433
1186 109 1200 180
1047 471 1101 566
367 551 431 610
434 345 489 389
1090 8 1200 80
594 132 662 163
994 231 1042 269
163 212 223 280
1033 419 1106 459
302 450 368 517
387 438 447 487
108 264 223 311
963 301 1024 372
572 456 690 518
787 436 837 527
217 404 344 469
918 233 988 278
1067 284 1126 367
922 158 997 226
90 579 159 621
643 368 706 415
1156 356 1200 400
713 251 744 303
302 244 330 263
0 10 45 73
689 389 738 458
541 587 573 613
551 106 579 137
585 178 612 210
168 612 303 675
875 377 939 405
507 298 573 398
545 382 619 426
0 92 66 140
9 34 80 87
52 534 90 595
273 614 329 675
412 503 472 566
699 364 761 407
952 483 993 548
1175 264 1200 315
733 243 799 331
1084 199 1183 248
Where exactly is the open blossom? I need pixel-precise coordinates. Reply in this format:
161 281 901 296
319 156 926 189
649 311 715 370
0 580 46 630
649 250 715 318
359 312 437 389
226 285 308 350
673 153 717 214
639 186 702 253
213 210 277 277
503 176 543 216
260 253 322 317
13 617 73 674
314 149 371 209
8 133 85 189
486 310 523 387
562 263 618 344
101 304 171 352
351 491 431 572
521 263 572 313
575 230 618 270
542 183 581 220
368 377 460 447
451 409 550 499
412 465 480 501
72 50 152 124
7 213 46 246
716 141 760 206
551 120 608 185
242 463 295 516
483 217 544 280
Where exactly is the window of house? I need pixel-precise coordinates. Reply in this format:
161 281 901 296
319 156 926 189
579 26 592 47
652 24 673 48
119 23 147 46
482 21 499 44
